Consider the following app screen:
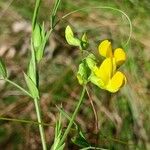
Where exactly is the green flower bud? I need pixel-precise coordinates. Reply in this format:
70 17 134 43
81 33 89 50
65 25 80 47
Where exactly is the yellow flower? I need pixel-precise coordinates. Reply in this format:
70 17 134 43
90 40 127 93
98 40 126 66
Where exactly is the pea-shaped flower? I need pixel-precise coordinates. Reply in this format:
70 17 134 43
89 40 127 93
98 40 126 67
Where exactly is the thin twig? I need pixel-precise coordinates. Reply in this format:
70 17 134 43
85 87 99 148
0 116 51 126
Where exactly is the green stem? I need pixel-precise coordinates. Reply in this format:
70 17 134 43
34 98 47 150
32 0 41 29
60 6 132 46
0 116 50 126
59 86 86 146
4 78 32 97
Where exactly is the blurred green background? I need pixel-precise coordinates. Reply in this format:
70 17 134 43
0 0 150 149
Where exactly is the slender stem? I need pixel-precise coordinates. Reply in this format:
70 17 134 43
32 0 41 29
31 0 47 148
86 87 99 147
34 98 47 150
59 6 132 46
59 86 86 146
4 78 32 97
86 87 99 135
0 117 50 126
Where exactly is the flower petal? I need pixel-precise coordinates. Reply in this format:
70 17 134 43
94 58 113 86
114 48 126 66
98 40 113 58
106 71 126 93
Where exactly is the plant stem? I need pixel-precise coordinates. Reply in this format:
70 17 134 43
4 78 32 97
86 87 98 133
32 0 41 29
0 117 50 126
34 98 47 150
59 86 86 146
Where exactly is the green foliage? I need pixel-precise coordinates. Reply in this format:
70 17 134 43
85 54 97 70
56 106 90 148
33 23 42 48
65 25 81 47
51 114 65 150
24 72 39 99
65 25 89 50
72 130 90 148
77 60 91 85
33 22 47 62
50 0 61 28
0 0 150 150
0 58 7 79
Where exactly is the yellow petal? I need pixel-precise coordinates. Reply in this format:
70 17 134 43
106 71 126 93
98 40 113 58
114 48 126 66
94 58 113 86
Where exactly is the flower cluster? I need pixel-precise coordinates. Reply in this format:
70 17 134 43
65 25 127 93
89 40 126 93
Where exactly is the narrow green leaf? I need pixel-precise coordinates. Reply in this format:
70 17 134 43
65 25 81 46
24 72 39 99
51 111 65 150
72 130 90 148
57 143 65 150
50 0 61 28
33 23 42 48
36 44 44 62
35 22 46 62
41 22 46 40
28 41 37 84
0 58 7 78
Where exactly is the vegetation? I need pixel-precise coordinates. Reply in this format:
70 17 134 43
0 0 150 149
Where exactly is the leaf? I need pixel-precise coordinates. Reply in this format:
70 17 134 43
72 130 90 148
0 58 7 78
50 0 61 28
24 72 39 99
41 22 46 40
51 112 65 150
35 22 47 62
65 25 81 46
57 143 65 150
56 106 89 148
28 41 37 84
36 44 44 62
33 23 42 48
